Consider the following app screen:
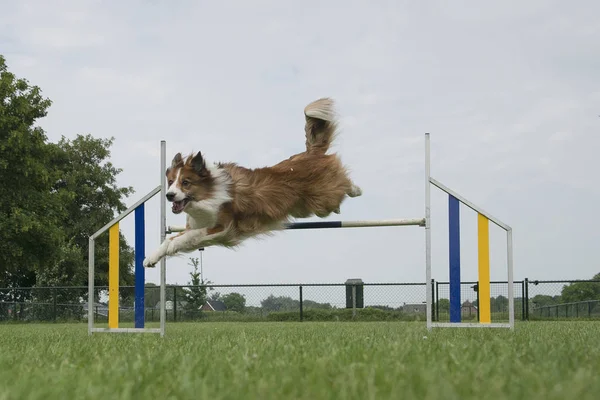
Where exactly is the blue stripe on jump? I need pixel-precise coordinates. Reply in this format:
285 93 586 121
134 204 145 329
448 195 461 323
285 221 343 230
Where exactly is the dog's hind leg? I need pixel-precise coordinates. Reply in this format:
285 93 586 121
347 183 362 198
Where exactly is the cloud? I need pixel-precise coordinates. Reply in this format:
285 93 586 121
2 0 600 291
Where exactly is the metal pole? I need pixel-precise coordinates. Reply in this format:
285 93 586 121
435 281 440 322
431 279 435 322
299 286 303 321
524 278 529 320
352 285 357 319
88 237 95 335
507 228 515 329
53 288 57 323
160 140 167 337
521 281 525 321
425 132 432 330
200 249 204 280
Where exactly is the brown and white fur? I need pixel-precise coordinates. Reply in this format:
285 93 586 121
143 98 362 268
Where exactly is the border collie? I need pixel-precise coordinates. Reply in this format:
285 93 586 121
143 98 362 268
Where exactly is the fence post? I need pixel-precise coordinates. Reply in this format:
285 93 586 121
476 282 480 322
430 279 436 322
589 301 592 318
53 288 57 323
299 285 303 322
520 281 525 321
435 281 440 322
352 286 357 319
13 288 17 321
524 278 529 320
173 286 177 322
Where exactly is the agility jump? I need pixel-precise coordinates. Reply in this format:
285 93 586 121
88 100 514 336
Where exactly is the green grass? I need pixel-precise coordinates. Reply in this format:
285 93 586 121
0 321 599 400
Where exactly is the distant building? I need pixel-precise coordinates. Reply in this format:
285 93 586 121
200 300 227 312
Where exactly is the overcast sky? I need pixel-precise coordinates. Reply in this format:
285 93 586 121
2 1 599 294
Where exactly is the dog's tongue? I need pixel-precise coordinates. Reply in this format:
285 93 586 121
172 200 185 213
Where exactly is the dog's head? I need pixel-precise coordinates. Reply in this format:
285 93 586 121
165 152 214 214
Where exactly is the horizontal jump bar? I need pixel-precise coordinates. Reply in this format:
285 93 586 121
285 218 426 229
430 322 512 329
90 328 162 334
166 218 425 233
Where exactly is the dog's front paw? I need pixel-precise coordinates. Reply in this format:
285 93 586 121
143 253 161 268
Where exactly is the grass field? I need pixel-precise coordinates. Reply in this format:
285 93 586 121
0 321 598 400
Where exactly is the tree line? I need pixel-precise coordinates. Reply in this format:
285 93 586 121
530 273 600 308
0 54 136 299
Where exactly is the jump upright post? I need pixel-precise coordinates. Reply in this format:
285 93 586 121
424 133 515 330
88 141 168 336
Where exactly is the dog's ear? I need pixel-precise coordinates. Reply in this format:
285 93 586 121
191 151 209 177
171 153 183 169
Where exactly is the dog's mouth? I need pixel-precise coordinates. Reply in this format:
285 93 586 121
172 198 190 214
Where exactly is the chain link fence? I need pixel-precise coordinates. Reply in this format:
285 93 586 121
526 279 600 320
1 279 599 324
0 282 429 324
434 280 526 322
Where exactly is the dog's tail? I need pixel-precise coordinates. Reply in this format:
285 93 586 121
304 97 338 154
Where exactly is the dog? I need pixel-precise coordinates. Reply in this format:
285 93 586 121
143 97 362 268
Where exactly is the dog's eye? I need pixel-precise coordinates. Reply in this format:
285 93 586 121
168 180 173 186
182 180 189 186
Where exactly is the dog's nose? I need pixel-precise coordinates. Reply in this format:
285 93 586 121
166 192 175 202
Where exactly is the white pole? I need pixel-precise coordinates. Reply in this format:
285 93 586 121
160 140 167 337
88 237 95 335
507 228 515 329
425 133 432 331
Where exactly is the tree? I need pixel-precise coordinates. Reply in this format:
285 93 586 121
182 257 213 310
221 292 246 313
302 299 332 309
144 283 161 308
261 295 299 312
0 54 65 289
531 295 561 308
0 54 136 304
39 134 136 291
561 273 600 303
437 298 450 313
491 295 509 312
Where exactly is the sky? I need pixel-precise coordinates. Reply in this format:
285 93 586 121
2 1 599 298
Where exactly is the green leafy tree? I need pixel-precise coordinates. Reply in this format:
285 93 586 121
561 273 600 303
144 283 161 308
261 295 299 312
0 54 64 289
531 294 561 308
0 55 136 307
491 295 509 312
183 257 213 310
39 135 136 290
302 299 332 309
221 292 246 313
437 298 450 313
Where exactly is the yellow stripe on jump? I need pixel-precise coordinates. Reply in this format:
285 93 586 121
477 214 491 323
108 223 120 329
